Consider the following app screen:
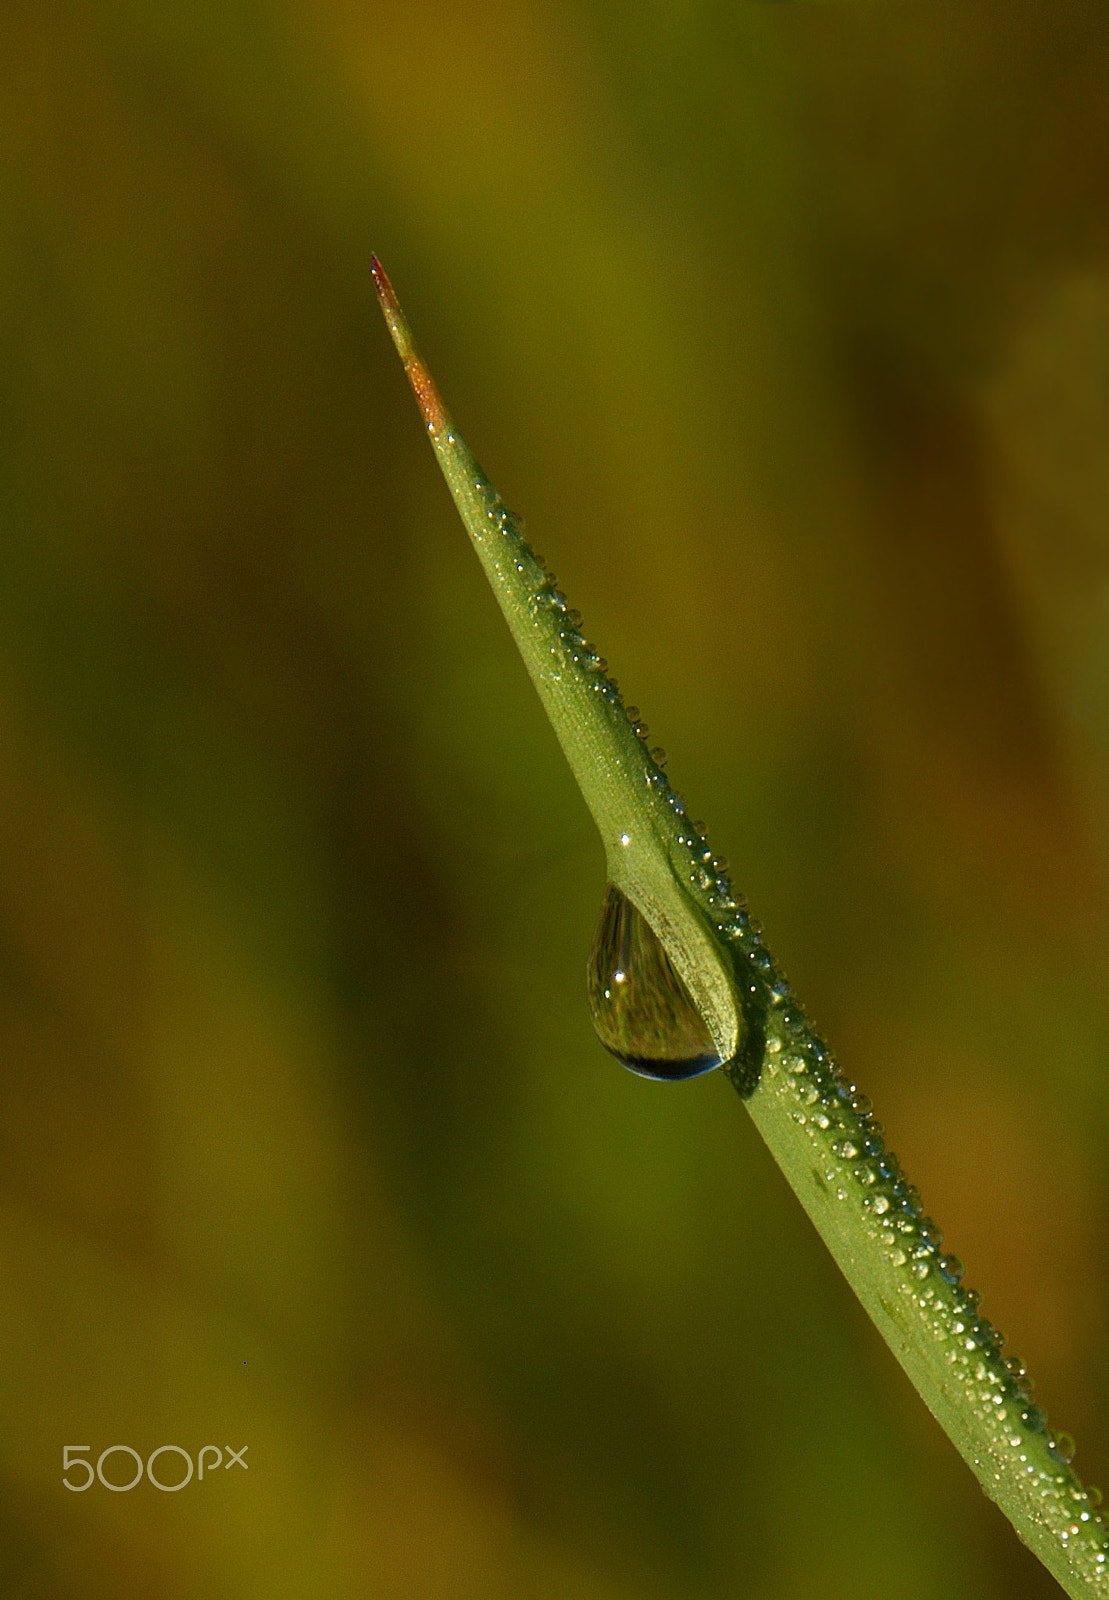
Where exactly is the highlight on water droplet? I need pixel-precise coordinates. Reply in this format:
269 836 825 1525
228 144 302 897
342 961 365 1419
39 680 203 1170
937 1253 966 1285
586 884 726 1080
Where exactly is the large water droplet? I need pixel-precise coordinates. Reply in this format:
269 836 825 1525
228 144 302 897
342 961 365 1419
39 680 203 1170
587 885 723 1080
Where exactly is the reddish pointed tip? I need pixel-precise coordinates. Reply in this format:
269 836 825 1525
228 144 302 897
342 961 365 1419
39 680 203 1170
370 255 449 434
370 253 399 316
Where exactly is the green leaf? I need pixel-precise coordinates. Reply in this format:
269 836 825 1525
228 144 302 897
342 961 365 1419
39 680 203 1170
373 255 1108 1596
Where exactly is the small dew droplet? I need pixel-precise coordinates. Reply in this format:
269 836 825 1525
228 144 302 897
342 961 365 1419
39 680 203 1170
937 1254 966 1285
587 885 730 1080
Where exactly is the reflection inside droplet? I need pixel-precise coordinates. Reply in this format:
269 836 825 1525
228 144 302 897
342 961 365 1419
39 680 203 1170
587 884 724 1080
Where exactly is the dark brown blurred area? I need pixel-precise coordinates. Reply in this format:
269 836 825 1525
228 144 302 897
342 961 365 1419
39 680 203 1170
1 3 1108 1596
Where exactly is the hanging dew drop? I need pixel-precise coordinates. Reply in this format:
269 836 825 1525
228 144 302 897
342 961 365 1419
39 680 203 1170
586 885 725 1080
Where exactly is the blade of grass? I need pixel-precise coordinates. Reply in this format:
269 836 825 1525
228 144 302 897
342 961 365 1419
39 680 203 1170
373 255 1108 1596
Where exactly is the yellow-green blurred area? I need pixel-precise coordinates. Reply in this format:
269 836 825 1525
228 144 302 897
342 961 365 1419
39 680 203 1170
4 1 1109 1596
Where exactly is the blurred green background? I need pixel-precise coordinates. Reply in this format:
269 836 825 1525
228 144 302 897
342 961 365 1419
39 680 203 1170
2 2 1109 1596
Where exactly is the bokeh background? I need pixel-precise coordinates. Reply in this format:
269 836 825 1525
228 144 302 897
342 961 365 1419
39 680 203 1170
3 2 1109 1596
